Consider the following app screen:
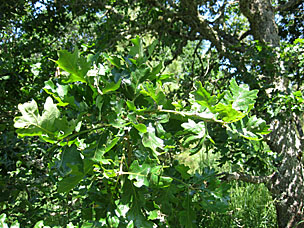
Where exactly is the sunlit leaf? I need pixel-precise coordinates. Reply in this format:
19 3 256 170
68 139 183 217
133 123 147 133
14 97 60 140
214 103 245 123
130 35 144 58
142 124 164 157
128 160 150 187
225 79 258 112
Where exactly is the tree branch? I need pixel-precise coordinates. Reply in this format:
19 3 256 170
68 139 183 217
275 0 303 12
218 172 275 184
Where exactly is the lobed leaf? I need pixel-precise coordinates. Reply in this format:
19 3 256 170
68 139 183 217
14 97 60 140
142 124 164 157
128 160 151 187
194 81 217 112
55 47 91 83
225 79 259 112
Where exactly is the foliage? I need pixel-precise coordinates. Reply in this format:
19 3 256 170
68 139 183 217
2 0 304 226
12 37 270 227
0 2 110 226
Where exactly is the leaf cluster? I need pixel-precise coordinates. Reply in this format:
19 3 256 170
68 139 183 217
13 37 269 227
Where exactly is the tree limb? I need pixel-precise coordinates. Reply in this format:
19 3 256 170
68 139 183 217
275 0 303 12
218 172 275 184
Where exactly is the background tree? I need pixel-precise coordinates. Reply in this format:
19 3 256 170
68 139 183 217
0 1 103 226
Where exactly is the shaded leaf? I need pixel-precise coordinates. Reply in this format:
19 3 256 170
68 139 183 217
175 164 191 180
55 47 91 83
58 145 93 193
102 79 121 94
194 81 217 112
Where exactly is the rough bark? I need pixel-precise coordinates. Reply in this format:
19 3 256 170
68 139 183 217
219 172 274 184
239 0 280 46
266 115 304 228
275 0 303 12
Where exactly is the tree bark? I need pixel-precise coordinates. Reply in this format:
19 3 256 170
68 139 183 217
239 0 280 46
266 115 304 228
239 0 304 227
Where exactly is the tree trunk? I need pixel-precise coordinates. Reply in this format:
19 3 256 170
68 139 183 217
239 0 304 227
266 116 304 228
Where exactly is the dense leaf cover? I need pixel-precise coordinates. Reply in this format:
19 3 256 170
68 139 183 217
1 0 304 227
11 37 270 227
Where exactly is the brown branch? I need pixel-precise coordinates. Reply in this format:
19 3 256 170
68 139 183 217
238 29 252 40
275 0 303 12
218 172 275 184
164 39 188 67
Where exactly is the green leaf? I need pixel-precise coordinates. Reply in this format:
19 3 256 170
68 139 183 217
194 81 217 112
33 221 45 228
126 100 136 111
126 221 134 228
181 119 205 135
57 145 93 193
104 137 120 152
14 97 81 143
147 39 158 57
181 120 206 154
128 160 151 187
11 221 20 228
229 116 270 140
54 116 78 138
14 97 60 140
142 124 164 157
148 210 159 220
0 214 8 228
102 79 121 94
133 123 147 133
150 166 172 187
60 145 83 175
140 82 169 107
131 66 150 87
149 62 163 80
179 202 197 228
175 164 191 180
130 36 144 58
44 80 72 106
246 116 270 135
214 103 245 123
182 135 201 148
127 208 154 228
87 131 117 162
104 54 122 69
57 169 84 193
225 79 258 112
55 47 90 83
